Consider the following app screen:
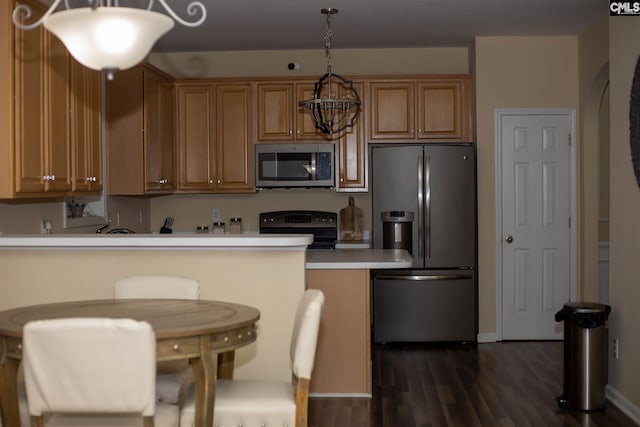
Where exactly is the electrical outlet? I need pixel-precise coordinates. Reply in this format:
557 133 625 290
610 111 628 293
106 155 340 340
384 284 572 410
613 338 620 360
212 208 221 222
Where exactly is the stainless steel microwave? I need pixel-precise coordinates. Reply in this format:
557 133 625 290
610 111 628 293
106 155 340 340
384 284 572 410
255 143 335 188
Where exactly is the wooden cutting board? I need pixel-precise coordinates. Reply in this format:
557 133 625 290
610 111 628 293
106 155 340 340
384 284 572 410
339 196 363 240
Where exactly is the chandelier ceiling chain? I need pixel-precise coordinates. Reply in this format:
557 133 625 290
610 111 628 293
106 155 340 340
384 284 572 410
298 8 361 138
323 10 333 75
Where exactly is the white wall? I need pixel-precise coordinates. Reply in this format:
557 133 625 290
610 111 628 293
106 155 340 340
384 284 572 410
607 15 640 414
473 36 579 334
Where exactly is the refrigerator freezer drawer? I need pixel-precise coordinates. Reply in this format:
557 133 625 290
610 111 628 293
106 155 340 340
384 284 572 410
373 272 476 343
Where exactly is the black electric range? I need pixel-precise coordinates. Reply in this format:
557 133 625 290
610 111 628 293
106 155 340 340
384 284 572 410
259 210 337 249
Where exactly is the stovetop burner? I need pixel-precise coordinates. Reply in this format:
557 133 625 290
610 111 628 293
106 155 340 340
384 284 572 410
259 210 337 249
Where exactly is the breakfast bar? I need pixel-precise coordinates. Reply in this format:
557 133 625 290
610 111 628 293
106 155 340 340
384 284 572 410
0 235 411 399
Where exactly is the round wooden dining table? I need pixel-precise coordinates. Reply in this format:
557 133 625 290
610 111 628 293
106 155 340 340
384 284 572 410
0 299 260 427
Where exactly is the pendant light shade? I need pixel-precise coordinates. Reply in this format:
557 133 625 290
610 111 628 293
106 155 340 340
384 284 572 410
12 1 206 79
43 8 174 75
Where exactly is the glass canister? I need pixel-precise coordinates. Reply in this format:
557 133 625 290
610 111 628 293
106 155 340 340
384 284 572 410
229 217 242 234
212 222 225 235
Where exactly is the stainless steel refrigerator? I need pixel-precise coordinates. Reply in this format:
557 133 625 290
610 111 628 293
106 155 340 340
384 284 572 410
371 143 477 342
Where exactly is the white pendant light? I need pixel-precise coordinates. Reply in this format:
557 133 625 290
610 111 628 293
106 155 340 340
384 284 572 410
12 1 206 80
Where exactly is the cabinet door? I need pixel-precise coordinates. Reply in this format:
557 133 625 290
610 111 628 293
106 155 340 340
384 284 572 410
158 76 176 191
71 60 102 193
14 1 45 193
295 83 329 140
106 66 144 195
15 9 71 194
257 83 293 140
144 68 175 193
87 68 103 192
336 82 366 191
368 81 415 140
306 269 371 394
44 30 71 192
417 79 472 141
216 84 254 191
177 85 215 191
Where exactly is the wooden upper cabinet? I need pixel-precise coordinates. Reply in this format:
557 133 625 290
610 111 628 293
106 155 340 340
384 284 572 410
368 81 415 140
144 69 176 192
295 83 330 140
257 82 328 142
369 76 473 143
176 82 254 193
257 84 293 140
417 79 472 141
335 82 366 192
106 63 175 195
176 84 215 191
70 60 102 193
215 83 254 191
12 0 72 195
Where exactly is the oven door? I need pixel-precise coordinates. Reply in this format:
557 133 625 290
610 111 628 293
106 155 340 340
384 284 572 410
255 143 334 188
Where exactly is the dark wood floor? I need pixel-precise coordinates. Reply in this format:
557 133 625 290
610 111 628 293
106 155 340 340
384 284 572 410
309 341 637 427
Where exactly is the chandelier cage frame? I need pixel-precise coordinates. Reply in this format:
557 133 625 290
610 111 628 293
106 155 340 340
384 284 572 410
298 8 362 137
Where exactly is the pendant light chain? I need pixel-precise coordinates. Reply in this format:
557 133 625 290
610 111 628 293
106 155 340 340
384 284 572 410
324 11 333 75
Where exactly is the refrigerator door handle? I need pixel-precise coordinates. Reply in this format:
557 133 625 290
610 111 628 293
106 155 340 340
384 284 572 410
417 155 424 260
425 154 431 259
375 274 473 281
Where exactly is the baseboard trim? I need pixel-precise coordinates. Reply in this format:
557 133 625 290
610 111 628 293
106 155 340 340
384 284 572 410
477 332 499 343
606 384 640 424
310 393 372 398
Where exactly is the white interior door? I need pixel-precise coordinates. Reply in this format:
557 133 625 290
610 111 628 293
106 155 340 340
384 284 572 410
497 110 575 340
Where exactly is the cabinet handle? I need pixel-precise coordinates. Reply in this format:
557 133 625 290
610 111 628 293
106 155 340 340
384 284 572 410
209 180 213 184
290 130 293 135
43 175 56 181
217 179 221 184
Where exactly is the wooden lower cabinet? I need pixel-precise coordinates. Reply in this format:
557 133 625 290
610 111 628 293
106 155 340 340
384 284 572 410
306 269 371 395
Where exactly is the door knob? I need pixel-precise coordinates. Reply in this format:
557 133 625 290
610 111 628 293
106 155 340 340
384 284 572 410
505 235 514 243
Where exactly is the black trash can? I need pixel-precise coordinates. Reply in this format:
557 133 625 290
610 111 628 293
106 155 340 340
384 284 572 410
555 302 611 411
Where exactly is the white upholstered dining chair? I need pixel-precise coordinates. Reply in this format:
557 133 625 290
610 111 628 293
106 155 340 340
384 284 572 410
179 289 325 427
113 275 201 406
113 275 201 300
22 317 179 427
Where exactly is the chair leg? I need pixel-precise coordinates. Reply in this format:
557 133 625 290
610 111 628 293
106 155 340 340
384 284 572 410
295 378 310 427
143 415 154 427
31 415 45 427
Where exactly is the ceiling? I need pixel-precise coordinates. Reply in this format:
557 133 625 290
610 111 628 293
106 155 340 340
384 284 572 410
143 0 605 53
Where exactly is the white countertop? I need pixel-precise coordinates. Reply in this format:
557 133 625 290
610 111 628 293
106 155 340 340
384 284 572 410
0 234 313 250
306 249 412 269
